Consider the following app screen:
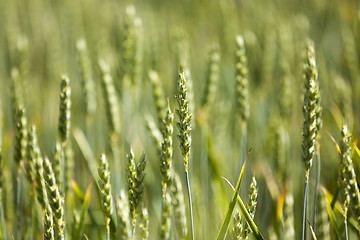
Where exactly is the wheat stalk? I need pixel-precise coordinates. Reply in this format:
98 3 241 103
43 157 64 240
160 101 173 198
98 154 113 240
127 149 147 233
44 203 55 240
301 39 318 240
176 66 194 240
14 105 27 240
202 44 220 110
159 193 171 240
76 38 96 124
148 70 166 128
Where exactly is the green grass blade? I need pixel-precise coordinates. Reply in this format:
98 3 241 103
221 177 264 240
320 186 342 239
73 179 93 240
73 128 97 178
216 148 251 240
321 185 359 233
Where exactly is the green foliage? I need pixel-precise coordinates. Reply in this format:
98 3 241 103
0 0 360 239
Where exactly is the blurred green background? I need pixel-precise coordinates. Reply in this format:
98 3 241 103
0 0 359 239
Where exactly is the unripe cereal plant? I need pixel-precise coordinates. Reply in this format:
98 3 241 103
176 66 194 240
98 154 113 240
301 39 318 240
43 157 64 240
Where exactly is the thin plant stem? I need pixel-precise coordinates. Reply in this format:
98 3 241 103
59 149 66 237
344 215 348 240
60 149 65 200
240 122 247 166
301 171 309 240
0 190 5 240
132 226 135 240
185 168 194 240
200 123 208 240
312 152 320 229
16 169 21 240
106 217 110 240
239 121 247 193
28 192 34 240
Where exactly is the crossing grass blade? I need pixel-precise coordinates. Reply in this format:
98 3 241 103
308 220 317 240
221 177 264 240
325 131 340 154
73 128 97 178
320 186 342 239
216 149 260 240
73 179 93 240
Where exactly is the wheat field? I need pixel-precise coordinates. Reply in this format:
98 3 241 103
0 0 359 239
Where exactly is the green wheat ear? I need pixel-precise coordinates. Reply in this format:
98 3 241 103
314 74 322 154
43 157 64 240
98 153 113 240
25 125 39 186
148 70 166 128
301 39 318 240
232 209 241 239
120 5 143 85
338 125 360 228
98 59 121 139
58 75 71 145
302 39 317 174
134 153 147 227
53 142 63 193
127 149 147 229
176 66 192 172
43 203 55 240
35 156 47 210
176 66 194 239
10 68 22 122
202 43 220 110
159 193 171 240
160 101 174 198
127 148 136 227
338 125 351 238
14 105 27 169
241 177 258 239
76 38 96 117
235 35 249 123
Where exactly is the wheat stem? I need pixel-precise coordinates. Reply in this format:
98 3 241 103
301 40 318 240
176 67 194 240
301 173 309 240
